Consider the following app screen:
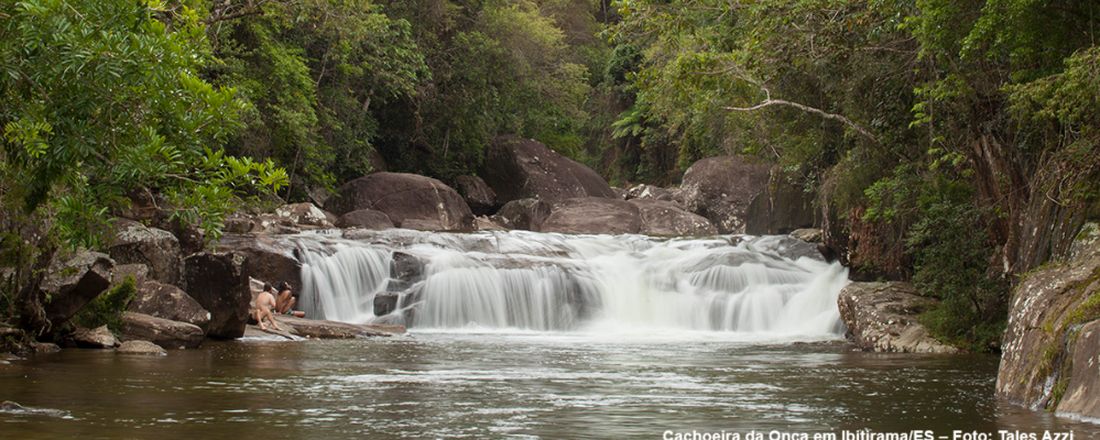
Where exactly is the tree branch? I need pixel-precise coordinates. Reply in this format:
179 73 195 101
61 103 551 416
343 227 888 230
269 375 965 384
724 86 879 144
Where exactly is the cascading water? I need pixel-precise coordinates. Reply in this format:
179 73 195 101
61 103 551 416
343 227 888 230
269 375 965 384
289 229 849 338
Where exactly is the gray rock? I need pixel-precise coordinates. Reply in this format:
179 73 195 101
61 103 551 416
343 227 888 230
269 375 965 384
541 198 642 235
629 199 716 237
997 237 1100 419
216 235 302 295
274 202 334 228
182 252 251 339
482 135 615 204
116 340 167 356
111 264 150 288
325 172 475 232
42 251 114 327
108 219 181 285
71 325 119 349
374 293 399 317
120 312 203 349
790 228 824 243
837 282 958 354
679 156 771 234
625 184 674 201
492 198 552 231
744 169 817 235
454 175 498 215
271 315 400 339
475 216 506 231
127 281 211 331
337 209 394 229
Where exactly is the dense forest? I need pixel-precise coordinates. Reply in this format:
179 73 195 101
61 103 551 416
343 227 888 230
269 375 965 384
2 0 1099 351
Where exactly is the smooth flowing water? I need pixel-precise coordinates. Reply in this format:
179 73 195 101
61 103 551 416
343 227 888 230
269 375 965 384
2 230 1097 438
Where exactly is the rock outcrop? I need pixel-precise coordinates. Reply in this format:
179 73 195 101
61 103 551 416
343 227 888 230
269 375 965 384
482 135 615 204
837 282 958 354
325 172 475 232
337 209 394 230
454 175 498 215
119 312 204 349
42 251 114 327
629 199 716 237
744 171 817 235
182 252 251 339
540 198 642 235
127 281 211 331
216 235 302 293
272 315 400 339
997 230 1100 420
679 156 771 234
492 198 552 231
108 220 182 285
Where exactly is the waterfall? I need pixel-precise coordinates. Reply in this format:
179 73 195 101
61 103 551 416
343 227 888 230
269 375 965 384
290 230 848 337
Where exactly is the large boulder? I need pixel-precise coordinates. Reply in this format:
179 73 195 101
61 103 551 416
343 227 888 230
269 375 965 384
119 312 204 349
837 282 958 354
744 171 817 235
541 198 642 235
679 156 771 234
216 235 302 291
454 175 498 215
325 172 475 232
997 231 1100 419
482 135 615 204
108 220 182 285
274 203 335 228
70 325 119 349
127 281 211 331
629 199 716 237
182 252 251 339
42 251 114 326
492 198 553 231
337 209 394 230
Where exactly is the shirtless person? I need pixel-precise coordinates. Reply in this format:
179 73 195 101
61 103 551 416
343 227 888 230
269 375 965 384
253 283 282 331
274 282 306 318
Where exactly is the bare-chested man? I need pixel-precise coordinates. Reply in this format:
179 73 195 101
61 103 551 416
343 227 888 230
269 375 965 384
253 284 282 331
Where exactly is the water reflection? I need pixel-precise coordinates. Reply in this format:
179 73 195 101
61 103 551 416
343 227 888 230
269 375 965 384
1 334 1097 439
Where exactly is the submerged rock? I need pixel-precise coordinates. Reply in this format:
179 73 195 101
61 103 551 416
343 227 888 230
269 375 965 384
482 135 615 204
997 235 1100 419
837 282 958 354
326 172 475 232
116 340 167 356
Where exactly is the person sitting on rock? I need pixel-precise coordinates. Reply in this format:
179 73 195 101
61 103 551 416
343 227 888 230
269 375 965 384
253 284 282 331
275 281 306 318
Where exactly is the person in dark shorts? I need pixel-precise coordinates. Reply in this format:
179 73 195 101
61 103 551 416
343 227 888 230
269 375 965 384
275 281 306 318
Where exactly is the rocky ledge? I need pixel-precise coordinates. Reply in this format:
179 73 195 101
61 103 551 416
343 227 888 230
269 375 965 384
837 282 959 354
244 316 406 340
997 225 1100 420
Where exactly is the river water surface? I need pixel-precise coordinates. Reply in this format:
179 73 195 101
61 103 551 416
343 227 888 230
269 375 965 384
3 331 1099 439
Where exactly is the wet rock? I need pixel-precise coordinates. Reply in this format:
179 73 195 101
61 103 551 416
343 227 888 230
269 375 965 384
679 156 771 234
391 252 425 282
837 282 958 354
71 325 119 349
475 216 506 231
454 175 498 215
629 199 716 237
374 293 399 316
120 312 203 349
482 135 615 204
42 251 114 327
337 209 394 229
625 184 674 201
997 236 1100 419
272 315 397 339
108 220 182 285
127 281 211 331
492 198 552 231
541 198 642 235
182 252 251 339
116 340 167 356
325 172 475 232
275 202 335 228
790 228 824 243
31 342 60 354
0 401 70 418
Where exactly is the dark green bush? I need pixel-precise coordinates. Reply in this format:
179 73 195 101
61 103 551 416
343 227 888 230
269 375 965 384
73 277 136 332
